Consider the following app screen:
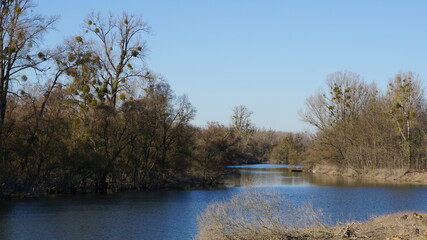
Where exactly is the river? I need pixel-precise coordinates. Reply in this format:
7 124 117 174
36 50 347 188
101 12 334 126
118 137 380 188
1 164 426 240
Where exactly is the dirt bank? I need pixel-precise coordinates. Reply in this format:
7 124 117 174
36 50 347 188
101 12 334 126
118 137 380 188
310 164 427 185
295 212 427 240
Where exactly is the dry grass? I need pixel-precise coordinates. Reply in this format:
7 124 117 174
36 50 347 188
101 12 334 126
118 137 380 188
330 212 427 240
197 190 325 240
197 190 427 240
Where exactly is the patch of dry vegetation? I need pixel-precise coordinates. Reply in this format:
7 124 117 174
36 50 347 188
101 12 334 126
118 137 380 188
311 164 427 185
329 212 427 240
197 190 427 240
197 190 325 240
302 71 427 172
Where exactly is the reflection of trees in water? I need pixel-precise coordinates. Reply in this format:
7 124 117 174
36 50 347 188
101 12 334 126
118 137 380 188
307 174 416 187
227 168 309 187
240 171 256 186
226 170 256 186
231 168 423 187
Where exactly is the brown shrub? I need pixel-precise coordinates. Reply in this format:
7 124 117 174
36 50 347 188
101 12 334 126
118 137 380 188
197 190 324 240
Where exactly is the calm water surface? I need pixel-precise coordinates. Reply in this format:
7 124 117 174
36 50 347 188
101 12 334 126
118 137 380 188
1 164 427 240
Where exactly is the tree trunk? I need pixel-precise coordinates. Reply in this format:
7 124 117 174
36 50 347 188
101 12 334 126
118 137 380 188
406 118 411 169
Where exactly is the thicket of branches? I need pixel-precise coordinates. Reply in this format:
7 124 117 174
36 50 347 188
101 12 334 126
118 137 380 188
197 190 324 240
302 71 427 170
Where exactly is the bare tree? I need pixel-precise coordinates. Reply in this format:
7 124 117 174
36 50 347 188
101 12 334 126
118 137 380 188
0 0 56 139
304 71 376 128
387 72 424 168
301 71 378 167
232 105 255 146
78 12 150 107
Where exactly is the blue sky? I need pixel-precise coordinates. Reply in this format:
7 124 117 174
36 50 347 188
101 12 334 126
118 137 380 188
35 0 427 132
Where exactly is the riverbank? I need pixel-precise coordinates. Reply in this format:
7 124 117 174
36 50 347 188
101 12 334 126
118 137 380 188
197 189 427 240
0 168 239 200
309 164 427 185
277 212 427 240
292 212 427 240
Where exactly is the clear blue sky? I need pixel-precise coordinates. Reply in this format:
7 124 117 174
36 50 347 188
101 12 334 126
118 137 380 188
35 0 427 132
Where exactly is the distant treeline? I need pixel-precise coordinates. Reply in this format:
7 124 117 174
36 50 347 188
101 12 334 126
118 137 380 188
302 71 427 170
0 0 302 196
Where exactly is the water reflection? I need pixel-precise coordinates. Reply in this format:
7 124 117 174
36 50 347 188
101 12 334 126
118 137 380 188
307 172 425 188
227 164 425 188
226 167 309 187
227 164 297 169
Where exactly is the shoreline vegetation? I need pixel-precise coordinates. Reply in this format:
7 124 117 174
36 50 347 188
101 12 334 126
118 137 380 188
300 71 427 176
197 190 427 240
199 210 427 240
0 168 238 199
308 164 427 185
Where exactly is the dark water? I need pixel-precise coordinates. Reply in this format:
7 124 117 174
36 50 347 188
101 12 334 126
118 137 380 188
1 164 427 240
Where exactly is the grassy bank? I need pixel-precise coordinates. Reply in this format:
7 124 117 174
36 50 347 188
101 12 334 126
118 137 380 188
275 212 427 240
197 190 427 240
215 212 427 240
309 164 427 185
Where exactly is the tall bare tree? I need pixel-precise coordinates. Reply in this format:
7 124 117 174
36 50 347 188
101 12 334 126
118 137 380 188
64 12 150 108
387 72 424 168
0 0 56 135
232 105 254 144
301 71 378 166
